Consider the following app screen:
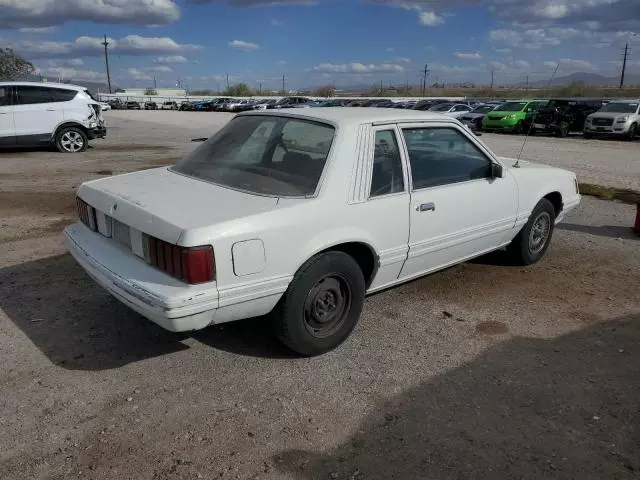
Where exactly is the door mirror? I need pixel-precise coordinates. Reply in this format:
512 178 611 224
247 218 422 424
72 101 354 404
491 163 503 178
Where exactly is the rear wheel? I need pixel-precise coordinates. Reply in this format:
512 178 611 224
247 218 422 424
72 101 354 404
507 198 556 265
272 251 365 356
55 126 88 153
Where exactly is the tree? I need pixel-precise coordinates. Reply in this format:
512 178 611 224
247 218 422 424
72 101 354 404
223 83 254 96
0 48 35 81
312 85 336 98
144 88 158 95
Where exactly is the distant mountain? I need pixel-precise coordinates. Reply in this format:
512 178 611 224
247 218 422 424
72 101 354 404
529 72 640 87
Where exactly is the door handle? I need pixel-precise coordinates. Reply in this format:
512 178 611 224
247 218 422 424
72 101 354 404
416 202 436 212
45 108 56 111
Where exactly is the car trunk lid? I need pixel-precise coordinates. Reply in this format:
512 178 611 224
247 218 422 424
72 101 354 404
78 167 279 244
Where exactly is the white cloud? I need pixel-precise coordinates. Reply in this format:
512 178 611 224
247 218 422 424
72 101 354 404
387 47 395 52
9 35 201 59
493 47 512 54
418 10 444 26
149 65 173 73
276 60 287 65
35 65 104 82
394 57 411 63
270 19 284 26
18 26 57 33
312 62 405 74
126 68 152 81
455 52 482 60
558 58 597 70
229 40 261 50
155 55 188 64
68 58 83 66
0 0 180 29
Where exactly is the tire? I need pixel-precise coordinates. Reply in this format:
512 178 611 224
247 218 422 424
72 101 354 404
557 122 569 138
55 126 88 153
513 121 524 134
272 251 366 356
583 132 592 139
628 123 637 141
507 198 556 266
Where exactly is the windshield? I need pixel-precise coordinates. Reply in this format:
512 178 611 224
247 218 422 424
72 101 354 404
172 115 335 197
471 105 495 113
599 102 638 113
494 102 527 112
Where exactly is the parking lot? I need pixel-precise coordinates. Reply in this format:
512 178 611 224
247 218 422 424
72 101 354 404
1 111 639 479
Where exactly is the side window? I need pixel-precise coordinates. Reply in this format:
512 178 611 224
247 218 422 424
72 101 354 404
49 88 77 102
453 105 468 112
369 130 405 197
402 127 492 190
0 87 11 107
16 86 54 105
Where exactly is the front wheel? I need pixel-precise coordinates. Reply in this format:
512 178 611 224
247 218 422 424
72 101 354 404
513 121 524 134
272 251 365 356
55 126 88 153
507 198 556 265
557 122 569 137
628 123 637 141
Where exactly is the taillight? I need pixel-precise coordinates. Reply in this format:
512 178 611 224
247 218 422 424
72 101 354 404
145 236 215 284
77 197 96 231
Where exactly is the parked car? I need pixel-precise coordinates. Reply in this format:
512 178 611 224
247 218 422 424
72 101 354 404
97 102 111 111
108 99 124 110
524 98 604 137
269 96 311 108
413 99 449 111
482 100 548 133
224 99 255 112
208 98 233 111
65 108 580 355
251 99 277 110
126 101 141 110
583 100 639 140
180 101 196 111
0 81 106 153
144 101 158 110
428 102 473 118
459 104 500 132
161 101 179 110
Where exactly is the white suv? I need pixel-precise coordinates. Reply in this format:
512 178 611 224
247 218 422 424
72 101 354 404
0 82 106 153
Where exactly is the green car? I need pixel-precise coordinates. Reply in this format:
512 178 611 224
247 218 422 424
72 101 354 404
482 100 548 133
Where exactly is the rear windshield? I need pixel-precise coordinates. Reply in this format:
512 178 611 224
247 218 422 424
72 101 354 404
599 102 638 113
172 115 335 197
494 102 527 111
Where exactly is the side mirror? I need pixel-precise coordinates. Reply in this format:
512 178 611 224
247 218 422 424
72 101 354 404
491 163 503 178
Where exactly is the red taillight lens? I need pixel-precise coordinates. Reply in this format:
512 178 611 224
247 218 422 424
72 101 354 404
146 236 215 284
76 197 96 231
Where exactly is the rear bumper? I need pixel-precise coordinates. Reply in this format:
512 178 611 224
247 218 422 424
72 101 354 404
87 126 107 139
64 222 218 332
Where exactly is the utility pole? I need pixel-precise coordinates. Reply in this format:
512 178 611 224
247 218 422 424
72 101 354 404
421 63 429 97
226 73 230 90
282 74 286 95
525 75 529 92
153 76 157 89
620 42 629 88
101 34 112 94
259 82 262 94
490 69 494 90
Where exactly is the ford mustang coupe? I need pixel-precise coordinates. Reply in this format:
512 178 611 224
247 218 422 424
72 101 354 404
65 108 581 356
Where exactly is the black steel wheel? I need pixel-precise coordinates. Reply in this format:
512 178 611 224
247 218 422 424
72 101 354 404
273 251 365 356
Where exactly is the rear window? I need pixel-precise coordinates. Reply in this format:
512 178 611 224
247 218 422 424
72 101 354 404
172 115 335 197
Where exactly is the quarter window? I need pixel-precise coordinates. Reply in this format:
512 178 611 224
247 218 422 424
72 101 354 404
49 88 77 102
402 127 492 189
0 87 11 106
370 130 404 197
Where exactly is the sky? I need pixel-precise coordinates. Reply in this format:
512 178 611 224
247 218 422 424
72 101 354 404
1 0 639 91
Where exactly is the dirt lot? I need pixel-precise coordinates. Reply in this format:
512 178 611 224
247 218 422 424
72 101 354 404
1 111 639 480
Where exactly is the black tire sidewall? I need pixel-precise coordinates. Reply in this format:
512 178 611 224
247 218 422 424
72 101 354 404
274 251 366 356
55 126 88 153
510 198 556 265
629 124 637 141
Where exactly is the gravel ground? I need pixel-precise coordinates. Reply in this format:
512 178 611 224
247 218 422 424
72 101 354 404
0 112 639 480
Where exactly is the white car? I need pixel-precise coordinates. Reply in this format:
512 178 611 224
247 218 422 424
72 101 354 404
160 101 179 110
429 102 473 118
65 108 580 355
0 81 106 152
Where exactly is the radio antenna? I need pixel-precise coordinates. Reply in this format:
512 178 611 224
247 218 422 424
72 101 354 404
514 62 560 168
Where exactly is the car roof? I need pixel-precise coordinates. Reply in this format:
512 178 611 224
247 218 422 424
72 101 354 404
0 81 87 91
238 107 461 127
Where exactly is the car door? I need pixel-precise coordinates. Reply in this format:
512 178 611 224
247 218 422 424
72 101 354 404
13 86 65 143
350 125 411 291
0 85 16 145
398 122 518 280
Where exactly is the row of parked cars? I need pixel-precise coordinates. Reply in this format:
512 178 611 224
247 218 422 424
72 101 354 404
108 95 640 140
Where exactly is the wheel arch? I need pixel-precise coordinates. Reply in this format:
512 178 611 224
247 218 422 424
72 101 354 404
52 121 88 139
542 191 563 217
